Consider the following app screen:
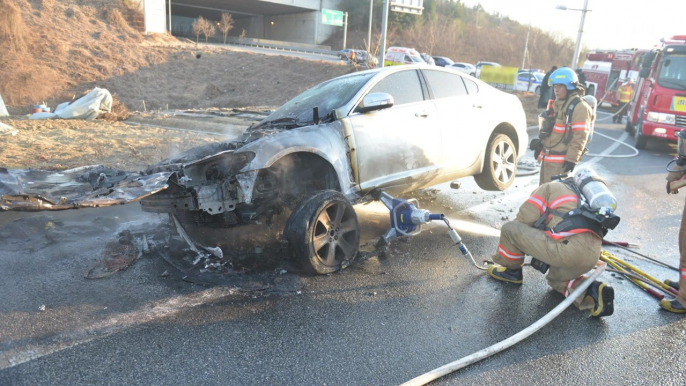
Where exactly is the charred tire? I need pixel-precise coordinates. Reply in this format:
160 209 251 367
285 190 360 275
474 133 517 191
634 120 648 149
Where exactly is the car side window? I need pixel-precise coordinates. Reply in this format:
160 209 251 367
422 69 468 98
463 77 479 94
369 70 424 105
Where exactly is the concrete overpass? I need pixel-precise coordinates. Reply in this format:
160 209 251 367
168 0 344 46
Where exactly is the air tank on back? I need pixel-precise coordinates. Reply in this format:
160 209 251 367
573 167 617 214
582 95 597 140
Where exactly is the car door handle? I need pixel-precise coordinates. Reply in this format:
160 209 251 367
473 104 483 109
415 111 430 118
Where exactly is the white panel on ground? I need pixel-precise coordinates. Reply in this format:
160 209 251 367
144 0 167 34
0 94 8 117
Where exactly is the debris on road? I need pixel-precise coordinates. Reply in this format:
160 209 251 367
0 121 16 136
29 88 113 121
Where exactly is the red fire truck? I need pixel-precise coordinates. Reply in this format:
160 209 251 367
582 49 641 106
627 35 686 149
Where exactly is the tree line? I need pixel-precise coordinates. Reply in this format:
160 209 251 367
341 0 580 70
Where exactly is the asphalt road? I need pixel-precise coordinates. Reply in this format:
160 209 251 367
1 112 685 385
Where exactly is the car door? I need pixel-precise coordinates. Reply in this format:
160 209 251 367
349 69 442 192
516 72 530 91
421 68 483 178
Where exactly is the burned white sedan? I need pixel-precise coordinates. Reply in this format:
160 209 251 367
1 65 527 274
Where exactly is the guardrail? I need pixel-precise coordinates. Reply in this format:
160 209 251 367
181 35 339 57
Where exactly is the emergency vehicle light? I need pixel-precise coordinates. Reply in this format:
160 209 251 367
671 35 686 41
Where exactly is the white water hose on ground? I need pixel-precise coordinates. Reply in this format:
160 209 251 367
401 262 607 386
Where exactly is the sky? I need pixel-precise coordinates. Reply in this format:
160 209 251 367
457 0 685 51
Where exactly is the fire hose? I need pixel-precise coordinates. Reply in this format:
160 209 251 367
401 262 608 386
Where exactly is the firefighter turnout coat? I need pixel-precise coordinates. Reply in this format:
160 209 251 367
493 181 602 309
539 90 593 184
666 168 686 309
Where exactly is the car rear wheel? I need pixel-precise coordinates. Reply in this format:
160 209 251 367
285 190 360 275
474 134 517 191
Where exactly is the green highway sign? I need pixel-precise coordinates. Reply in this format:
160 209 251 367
322 9 344 26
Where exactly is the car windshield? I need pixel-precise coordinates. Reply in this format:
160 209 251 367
259 72 376 127
410 55 425 63
533 73 544 82
657 53 686 91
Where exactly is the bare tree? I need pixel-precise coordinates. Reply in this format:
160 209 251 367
218 12 234 44
201 18 216 43
239 29 247 45
423 14 451 56
191 17 204 43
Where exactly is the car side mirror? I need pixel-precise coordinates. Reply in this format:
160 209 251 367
357 92 394 113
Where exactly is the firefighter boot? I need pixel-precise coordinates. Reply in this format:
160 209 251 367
659 298 686 314
586 281 614 317
487 265 523 284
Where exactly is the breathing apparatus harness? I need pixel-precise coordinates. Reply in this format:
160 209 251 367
529 175 621 274
531 88 591 160
536 176 619 235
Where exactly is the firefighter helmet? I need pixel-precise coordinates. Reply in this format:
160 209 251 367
548 67 578 90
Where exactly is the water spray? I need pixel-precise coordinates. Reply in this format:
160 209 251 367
373 190 489 270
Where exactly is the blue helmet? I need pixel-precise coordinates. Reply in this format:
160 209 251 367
548 67 578 90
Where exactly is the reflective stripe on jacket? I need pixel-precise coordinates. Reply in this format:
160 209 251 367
516 181 601 242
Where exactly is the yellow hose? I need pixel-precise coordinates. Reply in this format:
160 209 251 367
602 251 677 294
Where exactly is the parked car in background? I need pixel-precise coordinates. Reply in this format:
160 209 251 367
450 62 476 77
384 46 426 66
354 50 379 66
475 61 502 78
432 56 454 67
338 49 354 60
420 53 436 65
515 71 544 94
518 68 544 74
1 65 527 275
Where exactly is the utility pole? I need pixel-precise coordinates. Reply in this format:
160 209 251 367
168 0 172 34
343 12 348 49
571 0 589 69
368 0 373 50
379 0 389 67
521 29 529 69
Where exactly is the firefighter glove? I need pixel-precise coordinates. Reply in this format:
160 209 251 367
529 138 543 159
563 161 576 173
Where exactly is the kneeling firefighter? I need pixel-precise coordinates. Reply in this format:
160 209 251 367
663 130 686 314
487 167 620 317
530 67 594 185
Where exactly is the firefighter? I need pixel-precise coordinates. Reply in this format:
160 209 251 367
487 170 615 317
663 140 686 314
538 66 557 108
531 67 593 185
613 79 634 124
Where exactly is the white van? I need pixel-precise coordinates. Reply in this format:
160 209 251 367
384 47 426 66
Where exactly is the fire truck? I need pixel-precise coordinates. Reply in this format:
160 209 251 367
627 35 686 149
582 49 642 106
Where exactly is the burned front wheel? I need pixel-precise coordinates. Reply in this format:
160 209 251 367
285 190 360 275
474 133 517 191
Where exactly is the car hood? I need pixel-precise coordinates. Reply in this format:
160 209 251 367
0 128 280 212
